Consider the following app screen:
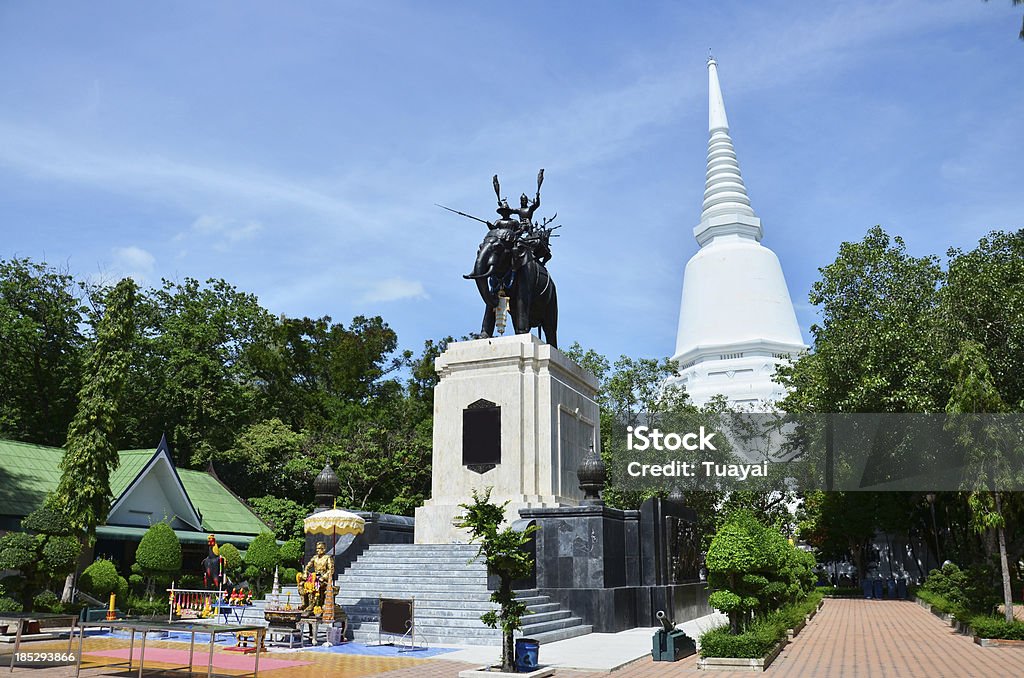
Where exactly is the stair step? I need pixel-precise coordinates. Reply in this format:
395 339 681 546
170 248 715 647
528 624 594 644
249 542 591 646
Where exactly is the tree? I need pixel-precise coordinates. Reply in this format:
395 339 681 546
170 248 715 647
80 559 120 597
945 340 1018 622
705 510 788 634
218 543 243 581
0 508 80 611
214 419 308 501
146 278 276 466
244 532 279 592
52 278 138 544
0 258 85 446
279 539 304 568
135 522 182 598
455 488 537 673
247 495 311 542
777 226 944 415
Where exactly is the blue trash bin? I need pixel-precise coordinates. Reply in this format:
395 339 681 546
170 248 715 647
862 579 873 599
887 578 897 598
897 579 908 599
515 638 539 672
873 579 884 599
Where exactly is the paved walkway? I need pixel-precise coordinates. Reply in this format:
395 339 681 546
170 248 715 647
605 599 1024 678
4 601 1021 677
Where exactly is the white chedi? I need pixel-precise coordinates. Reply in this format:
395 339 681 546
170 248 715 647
668 57 806 409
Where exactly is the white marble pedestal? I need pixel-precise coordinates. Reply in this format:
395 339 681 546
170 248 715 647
414 334 601 544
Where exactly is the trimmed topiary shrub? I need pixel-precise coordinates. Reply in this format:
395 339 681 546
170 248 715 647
136 523 182 575
281 567 299 586
135 522 181 598
243 532 279 591
279 539 303 567
42 536 80 574
218 543 242 577
699 617 786 659
81 560 120 597
22 507 74 536
32 590 61 613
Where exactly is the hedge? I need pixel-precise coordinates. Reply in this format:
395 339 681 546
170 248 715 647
969 615 1024 640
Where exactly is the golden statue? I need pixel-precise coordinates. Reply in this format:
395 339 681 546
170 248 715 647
297 541 335 615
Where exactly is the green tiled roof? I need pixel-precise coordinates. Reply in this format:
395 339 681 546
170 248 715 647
0 438 271 537
0 439 65 514
178 469 270 535
110 449 157 496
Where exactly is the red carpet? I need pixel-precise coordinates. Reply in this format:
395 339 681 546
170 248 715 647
86 647 310 671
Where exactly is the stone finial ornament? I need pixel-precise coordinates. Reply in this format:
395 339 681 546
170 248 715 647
576 444 606 506
314 463 339 509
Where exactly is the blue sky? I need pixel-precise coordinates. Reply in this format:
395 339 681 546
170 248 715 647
1 1 1021 363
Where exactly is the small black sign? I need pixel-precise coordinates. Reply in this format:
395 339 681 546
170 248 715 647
379 597 414 636
463 399 500 473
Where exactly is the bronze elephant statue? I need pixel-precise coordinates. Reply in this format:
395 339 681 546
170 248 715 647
464 225 558 348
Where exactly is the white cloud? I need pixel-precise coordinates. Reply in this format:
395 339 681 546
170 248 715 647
186 215 263 244
111 245 156 283
0 122 362 224
360 278 429 303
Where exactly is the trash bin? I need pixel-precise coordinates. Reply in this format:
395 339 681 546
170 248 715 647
873 579 883 599
897 579 908 599
515 638 539 672
887 578 897 599
862 579 873 599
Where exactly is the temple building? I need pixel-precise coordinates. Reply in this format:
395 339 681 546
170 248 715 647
668 57 807 407
0 435 272 569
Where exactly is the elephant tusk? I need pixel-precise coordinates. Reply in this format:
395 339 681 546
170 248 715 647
464 265 495 280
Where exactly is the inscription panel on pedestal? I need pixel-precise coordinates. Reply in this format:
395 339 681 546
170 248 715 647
463 398 500 474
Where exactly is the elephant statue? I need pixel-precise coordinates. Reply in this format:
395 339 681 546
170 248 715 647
464 224 558 348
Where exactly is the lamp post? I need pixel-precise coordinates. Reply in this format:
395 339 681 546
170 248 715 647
925 492 941 565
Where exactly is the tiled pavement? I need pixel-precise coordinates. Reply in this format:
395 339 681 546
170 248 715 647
4 600 1022 677
603 599 1024 678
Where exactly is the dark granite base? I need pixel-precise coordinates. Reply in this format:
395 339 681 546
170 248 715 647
537 582 709 633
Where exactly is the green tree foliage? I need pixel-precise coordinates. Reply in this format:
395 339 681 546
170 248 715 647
244 532 279 591
0 509 81 611
135 522 181 597
942 231 1024 410
778 226 944 414
0 258 85 446
279 539 304 567
52 278 137 542
455 488 537 673
80 559 120 597
213 419 308 501
217 543 243 579
247 495 311 542
147 278 276 465
705 510 815 635
781 227 1024 595
945 340 1019 622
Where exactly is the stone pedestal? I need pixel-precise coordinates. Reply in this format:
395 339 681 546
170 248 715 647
415 334 600 544
519 500 710 633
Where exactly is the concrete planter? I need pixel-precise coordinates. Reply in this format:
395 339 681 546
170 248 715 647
973 637 1024 648
697 640 787 672
459 666 554 678
786 618 806 641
